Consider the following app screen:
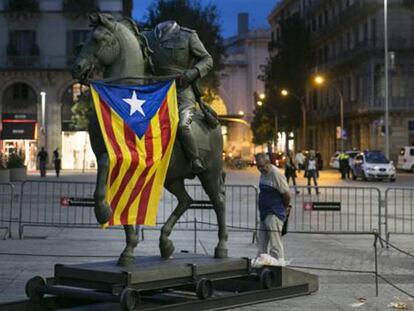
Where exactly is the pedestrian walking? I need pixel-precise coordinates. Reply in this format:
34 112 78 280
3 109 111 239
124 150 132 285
37 147 48 177
254 153 292 263
285 150 300 194
304 150 320 195
295 150 304 172
53 148 61 177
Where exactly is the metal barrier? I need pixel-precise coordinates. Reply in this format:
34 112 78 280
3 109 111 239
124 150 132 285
18 181 97 238
154 184 258 232
289 186 381 235
0 183 14 239
18 180 258 238
385 187 414 243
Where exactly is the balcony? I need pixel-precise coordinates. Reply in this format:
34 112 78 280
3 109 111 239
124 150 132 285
63 0 98 12
0 55 74 70
5 0 39 11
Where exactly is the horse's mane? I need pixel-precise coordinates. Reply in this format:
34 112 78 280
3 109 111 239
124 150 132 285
120 18 154 73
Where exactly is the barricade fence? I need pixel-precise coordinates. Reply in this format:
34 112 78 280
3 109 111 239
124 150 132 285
10 180 414 242
17 181 258 238
385 187 414 244
289 186 381 235
0 183 13 239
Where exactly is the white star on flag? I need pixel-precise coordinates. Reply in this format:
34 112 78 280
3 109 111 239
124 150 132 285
123 91 146 116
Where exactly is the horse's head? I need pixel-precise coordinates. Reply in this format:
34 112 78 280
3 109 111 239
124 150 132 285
71 13 121 82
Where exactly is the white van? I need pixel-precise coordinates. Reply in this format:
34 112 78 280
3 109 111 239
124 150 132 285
397 146 414 172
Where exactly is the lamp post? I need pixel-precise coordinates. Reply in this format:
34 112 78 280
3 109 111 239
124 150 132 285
314 75 345 152
280 89 306 150
40 91 46 148
384 0 390 158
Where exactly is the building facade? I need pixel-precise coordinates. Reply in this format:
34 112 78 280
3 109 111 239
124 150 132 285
219 13 270 159
268 0 414 164
0 0 131 170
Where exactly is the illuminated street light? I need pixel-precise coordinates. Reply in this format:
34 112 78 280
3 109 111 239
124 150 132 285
238 110 245 116
259 93 266 100
313 75 344 152
280 89 289 96
256 100 263 106
314 75 325 85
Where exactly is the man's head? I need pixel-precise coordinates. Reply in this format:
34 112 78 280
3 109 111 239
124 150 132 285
41 147 45 151
255 153 271 175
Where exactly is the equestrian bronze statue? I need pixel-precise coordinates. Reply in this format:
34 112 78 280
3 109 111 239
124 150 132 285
71 13 227 266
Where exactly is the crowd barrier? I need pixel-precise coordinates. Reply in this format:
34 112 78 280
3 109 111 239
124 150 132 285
289 186 382 235
7 180 414 242
0 183 14 239
385 187 414 244
17 180 258 238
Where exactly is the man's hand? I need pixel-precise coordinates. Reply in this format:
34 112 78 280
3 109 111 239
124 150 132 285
178 68 199 88
286 204 293 216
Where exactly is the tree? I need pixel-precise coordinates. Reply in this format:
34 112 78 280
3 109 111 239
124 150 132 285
252 13 311 145
71 91 92 131
142 0 225 92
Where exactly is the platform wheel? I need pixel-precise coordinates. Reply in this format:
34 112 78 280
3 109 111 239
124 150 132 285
260 269 276 289
120 288 140 311
196 278 213 299
25 276 46 303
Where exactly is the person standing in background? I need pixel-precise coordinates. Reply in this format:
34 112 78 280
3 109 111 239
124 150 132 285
37 147 48 177
285 150 300 194
295 150 304 173
304 150 320 195
53 148 61 177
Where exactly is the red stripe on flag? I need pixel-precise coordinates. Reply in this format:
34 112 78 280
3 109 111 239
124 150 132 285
120 125 155 224
110 122 140 217
136 173 155 224
158 99 171 155
99 98 123 187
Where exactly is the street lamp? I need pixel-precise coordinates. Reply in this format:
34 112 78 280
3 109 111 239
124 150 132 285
384 0 390 158
313 75 345 152
280 89 307 150
40 91 46 143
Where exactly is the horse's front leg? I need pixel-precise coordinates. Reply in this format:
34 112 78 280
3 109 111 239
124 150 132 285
89 112 112 225
118 225 138 266
94 153 112 224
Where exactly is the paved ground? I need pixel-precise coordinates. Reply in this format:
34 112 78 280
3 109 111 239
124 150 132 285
0 168 413 310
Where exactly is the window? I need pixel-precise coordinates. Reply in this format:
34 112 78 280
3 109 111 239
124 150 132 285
410 149 414 156
8 30 36 56
67 30 90 57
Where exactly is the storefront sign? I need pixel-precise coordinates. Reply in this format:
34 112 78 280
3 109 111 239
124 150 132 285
1 113 37 140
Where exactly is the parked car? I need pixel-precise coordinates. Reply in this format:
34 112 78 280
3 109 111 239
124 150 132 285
397 146 414 172
352 151 396 181
329 150 360 169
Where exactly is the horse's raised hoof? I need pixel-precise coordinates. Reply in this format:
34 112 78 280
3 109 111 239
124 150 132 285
94 201 112 225
214 247 228 259
117 254 135 267
160 239 175 259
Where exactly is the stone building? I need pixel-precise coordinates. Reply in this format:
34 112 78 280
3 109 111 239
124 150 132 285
0 0 131 170
268 0 414 164
219 13 270 159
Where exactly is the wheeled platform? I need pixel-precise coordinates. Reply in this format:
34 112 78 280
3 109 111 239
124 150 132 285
10 253 318 311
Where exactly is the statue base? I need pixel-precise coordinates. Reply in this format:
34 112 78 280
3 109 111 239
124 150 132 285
19 253 318 311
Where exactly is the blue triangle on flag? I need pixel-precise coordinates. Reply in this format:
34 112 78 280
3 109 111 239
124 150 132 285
91 81 173 139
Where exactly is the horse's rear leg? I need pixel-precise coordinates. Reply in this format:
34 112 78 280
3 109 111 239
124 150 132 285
117 224 138 266
160 180 192 258
199 172 228 258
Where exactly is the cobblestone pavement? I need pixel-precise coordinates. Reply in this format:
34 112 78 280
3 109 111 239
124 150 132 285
0 169 413 310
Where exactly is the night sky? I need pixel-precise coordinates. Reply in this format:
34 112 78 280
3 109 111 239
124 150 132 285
132 0 277 38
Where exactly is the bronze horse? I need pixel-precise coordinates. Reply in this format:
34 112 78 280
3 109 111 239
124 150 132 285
71 13 228 266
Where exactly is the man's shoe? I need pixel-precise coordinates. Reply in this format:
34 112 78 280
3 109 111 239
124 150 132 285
191 158 205 174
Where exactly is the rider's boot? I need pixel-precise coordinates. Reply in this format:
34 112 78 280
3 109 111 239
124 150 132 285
180 127 205 174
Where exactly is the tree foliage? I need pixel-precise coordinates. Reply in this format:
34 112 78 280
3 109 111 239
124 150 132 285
142 0 225 92
252 13 311 144
71 91 92 131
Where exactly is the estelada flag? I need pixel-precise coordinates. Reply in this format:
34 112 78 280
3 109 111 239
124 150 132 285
90 80 178 226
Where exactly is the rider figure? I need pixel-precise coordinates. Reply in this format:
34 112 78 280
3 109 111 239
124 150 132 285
143 21 213 174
